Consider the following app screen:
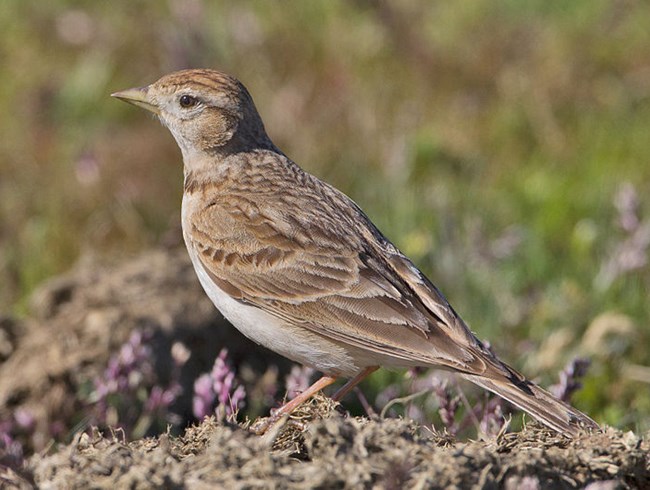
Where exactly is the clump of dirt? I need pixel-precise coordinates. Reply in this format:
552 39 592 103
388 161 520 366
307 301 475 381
8 399 649 489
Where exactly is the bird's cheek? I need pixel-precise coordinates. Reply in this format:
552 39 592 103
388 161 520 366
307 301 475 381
198 113 238 147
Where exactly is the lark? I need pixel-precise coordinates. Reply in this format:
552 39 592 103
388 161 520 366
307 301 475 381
113 69 599 436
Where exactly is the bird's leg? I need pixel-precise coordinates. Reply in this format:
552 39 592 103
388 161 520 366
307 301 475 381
332 366 379 401
251 366 379 435
251 374 337 435
274 374 338 416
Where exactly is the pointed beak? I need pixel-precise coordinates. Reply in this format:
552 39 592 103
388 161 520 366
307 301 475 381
111 86 160 115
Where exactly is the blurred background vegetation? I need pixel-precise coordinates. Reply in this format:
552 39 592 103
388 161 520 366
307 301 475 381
0 0 648 431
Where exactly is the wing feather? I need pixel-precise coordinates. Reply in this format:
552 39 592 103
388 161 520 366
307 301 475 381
189 178 502 376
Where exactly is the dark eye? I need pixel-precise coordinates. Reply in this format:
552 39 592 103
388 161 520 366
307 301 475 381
179 94 198 108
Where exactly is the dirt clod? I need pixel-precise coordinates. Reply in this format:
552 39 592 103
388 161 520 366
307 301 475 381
16 405 649 489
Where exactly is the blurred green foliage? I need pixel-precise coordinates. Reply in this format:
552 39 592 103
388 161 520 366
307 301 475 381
0 0 648 431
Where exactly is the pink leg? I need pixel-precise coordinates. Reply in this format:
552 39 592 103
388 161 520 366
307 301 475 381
332 366 379 401
252 367 380 435
273 375 337 417
251 375 337 434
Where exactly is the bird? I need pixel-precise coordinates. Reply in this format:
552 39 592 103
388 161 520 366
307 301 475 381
112 68 599 437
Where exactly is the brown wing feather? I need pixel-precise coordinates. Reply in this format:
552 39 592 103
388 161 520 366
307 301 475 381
189 171 498 376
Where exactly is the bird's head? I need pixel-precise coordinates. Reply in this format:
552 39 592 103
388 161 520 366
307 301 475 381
112 69 272 159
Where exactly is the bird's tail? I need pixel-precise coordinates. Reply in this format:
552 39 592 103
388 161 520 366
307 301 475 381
461 370 599 437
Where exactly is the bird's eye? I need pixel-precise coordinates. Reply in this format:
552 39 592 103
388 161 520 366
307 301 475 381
179 94 198 108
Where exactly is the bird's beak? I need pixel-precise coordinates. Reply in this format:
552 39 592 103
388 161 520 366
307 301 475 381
111 86 160 115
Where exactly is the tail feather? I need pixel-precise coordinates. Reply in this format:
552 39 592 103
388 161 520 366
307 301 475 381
462 372 599 436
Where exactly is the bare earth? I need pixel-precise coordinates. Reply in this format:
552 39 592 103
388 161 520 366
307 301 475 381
1 249 648 489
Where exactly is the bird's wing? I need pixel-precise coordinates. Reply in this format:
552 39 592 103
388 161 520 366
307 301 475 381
189 184 601 437
188 181 508 377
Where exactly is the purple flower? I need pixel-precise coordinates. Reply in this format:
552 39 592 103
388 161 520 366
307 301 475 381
192 374 215 419
145 383 182 413
429 378 460 435
478 397 505 436
285 365 315 399
551 357 591 403
85 330 188 437
0 410 36 470
13 408 35 432
192 348 246 420
0 430 24 469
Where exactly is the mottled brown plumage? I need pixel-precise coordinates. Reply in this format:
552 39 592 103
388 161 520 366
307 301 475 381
112 69 599 436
